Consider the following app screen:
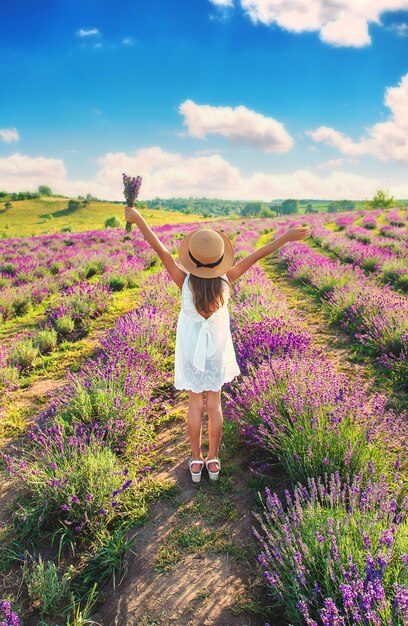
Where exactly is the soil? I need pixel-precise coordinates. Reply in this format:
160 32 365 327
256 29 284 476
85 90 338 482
90 392 270 626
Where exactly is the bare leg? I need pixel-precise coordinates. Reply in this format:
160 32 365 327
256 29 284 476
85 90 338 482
187 390 204 472
205 389 223 472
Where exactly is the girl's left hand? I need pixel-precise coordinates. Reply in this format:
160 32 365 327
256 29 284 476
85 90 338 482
286 225 311 241
124 206 141 224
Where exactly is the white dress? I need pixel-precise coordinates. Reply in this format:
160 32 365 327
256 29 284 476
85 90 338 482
174 272 241 393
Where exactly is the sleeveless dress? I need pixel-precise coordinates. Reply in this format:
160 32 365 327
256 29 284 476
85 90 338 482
174 272 241 393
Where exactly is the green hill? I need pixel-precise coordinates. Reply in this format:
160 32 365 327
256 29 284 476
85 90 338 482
0 196 209 238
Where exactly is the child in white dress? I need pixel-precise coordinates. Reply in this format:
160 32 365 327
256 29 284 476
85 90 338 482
124 205 310 483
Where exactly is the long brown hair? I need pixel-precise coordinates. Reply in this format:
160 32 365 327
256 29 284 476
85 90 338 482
188 274 230 315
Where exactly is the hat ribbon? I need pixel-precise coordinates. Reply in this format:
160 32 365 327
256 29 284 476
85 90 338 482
188 250 224 268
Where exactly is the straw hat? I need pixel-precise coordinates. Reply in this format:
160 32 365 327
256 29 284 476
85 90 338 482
178 228 234 278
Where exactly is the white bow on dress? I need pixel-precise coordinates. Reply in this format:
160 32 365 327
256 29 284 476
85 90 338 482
193 318 217 371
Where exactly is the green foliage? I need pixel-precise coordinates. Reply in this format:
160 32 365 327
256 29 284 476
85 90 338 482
11 293 32 316
64 583 100 626
107 274 127 291
13 434 147 542
9 191 41 201
241 202 263 217
33 328 58 354
82 260 106 279
104 215 121 228
8 339 39 370
54 314 76 337
50 261 63 275
396 274 408 292
67 200 82 212
38 185 52 196
70 527 132 602
23 555 71 615
366 189 395 209
276 199 299 215
328 200 356 212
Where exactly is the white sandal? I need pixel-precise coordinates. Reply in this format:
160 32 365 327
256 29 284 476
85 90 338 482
205 457 221 480
188 458 205 483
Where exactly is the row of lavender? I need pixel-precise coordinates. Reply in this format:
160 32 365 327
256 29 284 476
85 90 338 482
0 218 258 323
0 208 403 325
0 268 180 623
0 219 266 400
264 219 408 389
223 247 407 625
309 220 407 292
0 230 155 322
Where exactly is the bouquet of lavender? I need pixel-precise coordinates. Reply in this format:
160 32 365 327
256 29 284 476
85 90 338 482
123 173 142 232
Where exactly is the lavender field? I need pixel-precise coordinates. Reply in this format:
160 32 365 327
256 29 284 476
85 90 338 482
0 208 407 625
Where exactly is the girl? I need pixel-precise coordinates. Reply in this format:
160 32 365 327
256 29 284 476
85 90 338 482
124 206 310 483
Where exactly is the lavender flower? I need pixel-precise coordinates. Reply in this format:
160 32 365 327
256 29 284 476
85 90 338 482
122 172 142 232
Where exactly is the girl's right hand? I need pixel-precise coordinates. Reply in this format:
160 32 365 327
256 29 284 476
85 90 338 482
124 206 141 224
286 225 311 241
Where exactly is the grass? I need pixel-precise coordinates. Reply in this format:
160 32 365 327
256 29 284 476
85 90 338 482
0 196 211 238
177 491 238 522
153 524 244 572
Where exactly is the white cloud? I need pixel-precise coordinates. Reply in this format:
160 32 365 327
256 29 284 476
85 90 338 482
316 157 358 169
317 158 345 169
306 73 408 163
2 147 408 201
0 128 19 143
388 21 408 36
76 28 100 37
0 153 67 192
179 99 293 153
209 0 234 6
95 148 408 199
122 37 136 46
239 1 408 47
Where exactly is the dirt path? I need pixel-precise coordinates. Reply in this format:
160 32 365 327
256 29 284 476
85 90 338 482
91 392 271 626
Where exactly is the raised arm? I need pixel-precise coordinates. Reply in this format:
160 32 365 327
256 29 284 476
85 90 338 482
124 205 187 289
226 225 310 284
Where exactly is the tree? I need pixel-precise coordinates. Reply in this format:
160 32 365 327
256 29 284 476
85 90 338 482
280 199 299 215
104 215 121 228
366 189 395 209
328 200 356 213
4 201 12 211
38 185 52 196
241 202 263 217
67 200 81 212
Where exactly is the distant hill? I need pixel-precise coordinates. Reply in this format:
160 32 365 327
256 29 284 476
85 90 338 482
0 195 209 238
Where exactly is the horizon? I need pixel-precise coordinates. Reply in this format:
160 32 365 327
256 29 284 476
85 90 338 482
1 1 408 201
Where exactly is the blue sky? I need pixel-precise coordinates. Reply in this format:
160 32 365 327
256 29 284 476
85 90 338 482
0 0 408 200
